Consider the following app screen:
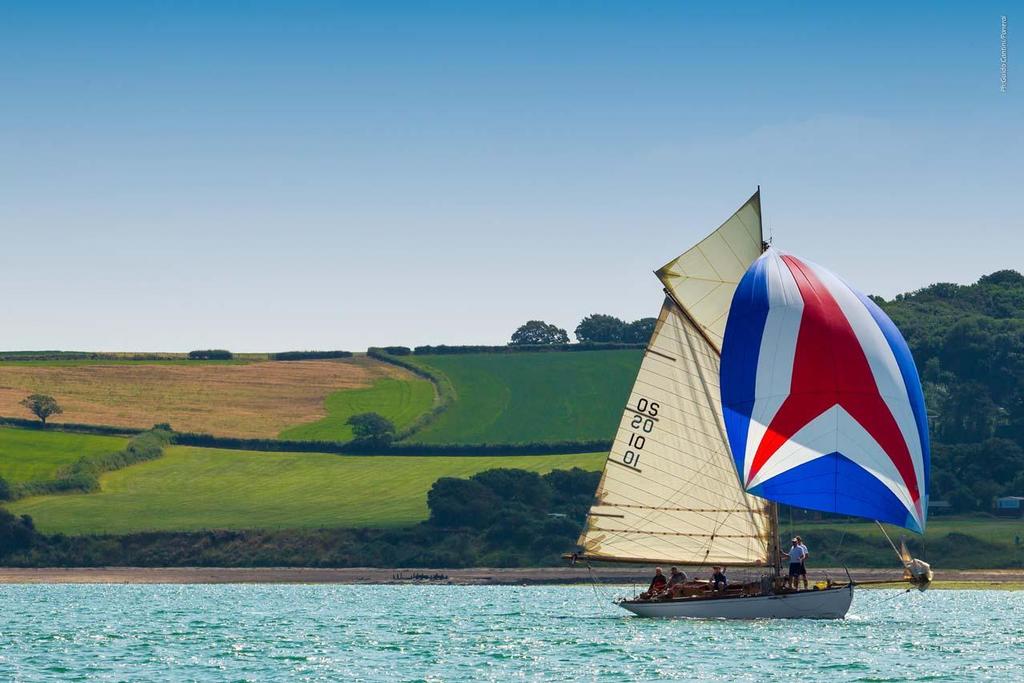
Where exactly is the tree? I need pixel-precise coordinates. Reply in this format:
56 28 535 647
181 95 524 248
427 477 499 528
509 320 569 345
20 394 63 426
623 317 657 343
346 412 396 446
0 476 10 502
574 314 627 343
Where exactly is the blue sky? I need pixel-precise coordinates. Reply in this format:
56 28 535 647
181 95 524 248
1 2 1019 351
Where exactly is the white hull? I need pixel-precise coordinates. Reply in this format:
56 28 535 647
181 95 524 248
619 585 853 619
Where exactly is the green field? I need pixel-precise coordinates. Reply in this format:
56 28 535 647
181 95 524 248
0 427 127 483
278 377 435 441
404 350 642 443
7 445 605 534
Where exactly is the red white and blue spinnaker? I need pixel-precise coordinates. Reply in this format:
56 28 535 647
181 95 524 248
720 249 930 533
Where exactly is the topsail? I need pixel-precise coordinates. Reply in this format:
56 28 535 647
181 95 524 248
655 191 764 351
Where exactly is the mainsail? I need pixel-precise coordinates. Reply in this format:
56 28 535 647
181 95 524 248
577 192 772 566
720 250 931 532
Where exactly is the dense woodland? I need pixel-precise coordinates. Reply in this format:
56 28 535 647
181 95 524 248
873 270 1024 511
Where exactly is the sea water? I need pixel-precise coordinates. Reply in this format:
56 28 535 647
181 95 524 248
0 585 1020 681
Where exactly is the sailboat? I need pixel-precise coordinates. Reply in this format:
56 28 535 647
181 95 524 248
570 190 933 619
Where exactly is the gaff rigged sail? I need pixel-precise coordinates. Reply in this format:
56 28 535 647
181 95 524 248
720 250 930 532
576 191 772 566
576 299 773 565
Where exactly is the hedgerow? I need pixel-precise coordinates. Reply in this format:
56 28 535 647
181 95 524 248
270 351 353 361
188 349 233 360
410 342 646 355
0 416 142 436
367 347 455 440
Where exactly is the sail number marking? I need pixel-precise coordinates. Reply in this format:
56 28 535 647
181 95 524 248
619 397 658 470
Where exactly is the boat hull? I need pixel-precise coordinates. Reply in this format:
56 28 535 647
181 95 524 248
618 585 853 619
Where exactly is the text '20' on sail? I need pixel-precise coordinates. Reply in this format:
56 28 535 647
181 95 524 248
719 250 930 533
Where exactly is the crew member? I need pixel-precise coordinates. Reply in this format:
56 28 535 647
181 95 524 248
641 567 667 599
782 538 807 589
711 566 727 592
796 536 809 590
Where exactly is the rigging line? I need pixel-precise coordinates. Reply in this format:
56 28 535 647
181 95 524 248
875 521 908 566
585 561 609 610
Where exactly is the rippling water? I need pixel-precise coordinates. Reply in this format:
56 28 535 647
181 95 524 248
0 584 1020 681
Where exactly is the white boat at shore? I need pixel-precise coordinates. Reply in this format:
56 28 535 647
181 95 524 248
568 190 932 619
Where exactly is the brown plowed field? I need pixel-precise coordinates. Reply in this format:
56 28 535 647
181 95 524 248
0 357 408 437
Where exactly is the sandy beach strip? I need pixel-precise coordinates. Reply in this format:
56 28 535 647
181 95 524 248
1 566 1022 586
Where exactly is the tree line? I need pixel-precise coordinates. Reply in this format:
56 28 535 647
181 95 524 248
873 269 1024 512
510 315 656 346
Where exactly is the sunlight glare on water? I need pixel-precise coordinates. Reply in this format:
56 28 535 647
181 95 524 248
0 585 1021 681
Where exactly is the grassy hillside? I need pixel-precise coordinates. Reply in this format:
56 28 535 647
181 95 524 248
0 427 127 483
0 356 425 439
278 377 434 441
403 350 642 444
7 445 604 534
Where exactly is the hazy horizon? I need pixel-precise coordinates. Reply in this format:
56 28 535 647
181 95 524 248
3 2 1020 352
0 259 1014 354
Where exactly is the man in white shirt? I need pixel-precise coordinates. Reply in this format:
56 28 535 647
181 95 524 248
796 536 809 590
781 538 807 589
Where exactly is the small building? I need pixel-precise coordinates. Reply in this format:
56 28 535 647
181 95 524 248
994 496 1024 518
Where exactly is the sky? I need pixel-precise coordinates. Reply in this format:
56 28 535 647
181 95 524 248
1 1 1020 352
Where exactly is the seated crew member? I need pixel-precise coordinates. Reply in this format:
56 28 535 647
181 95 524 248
666 566 688 597
711 566 727 592
640 567 668 599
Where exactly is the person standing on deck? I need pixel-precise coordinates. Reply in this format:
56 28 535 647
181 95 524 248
796 536 809 590
781 539 807 589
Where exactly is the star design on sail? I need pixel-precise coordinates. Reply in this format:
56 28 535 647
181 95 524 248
721 250 930 533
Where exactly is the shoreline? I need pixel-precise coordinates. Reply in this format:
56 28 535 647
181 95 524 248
1 566 1023 587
